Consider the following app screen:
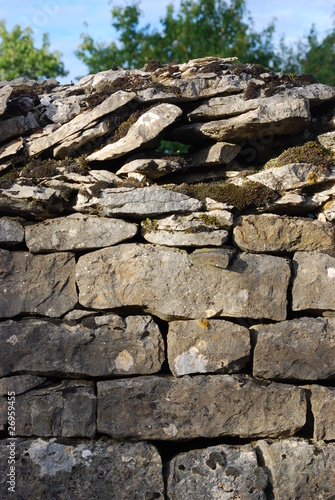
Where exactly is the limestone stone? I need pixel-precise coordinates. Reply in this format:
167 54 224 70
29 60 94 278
188 247 236 269
167 319 250 376
310 385 335 441
76 244 290 321
11 380 96 437
0 439 164 499
0 84 12 115
0 249 77 318
25 214 138 252
0 183 66 217
233 214 334 253
0 375 47 395
167 444 268 499
141 211 230 247
0 138 23 162
318 130 335 153
256 439 335 499
0 112 39 142
173 96 310 142
292 252 335 312
86 103 183 162
324 199 335 221
188 94 261 121
189 142 241 166
0 316 165 377
252 317 335 381
116 158 182 179
27 91 135 156
0 217 24 246
54 120 109 158
43 95 81 124
97 374 306 440
74 186 204 218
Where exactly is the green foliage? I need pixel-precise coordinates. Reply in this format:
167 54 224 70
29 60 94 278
0 20 68 80
299 25 335 86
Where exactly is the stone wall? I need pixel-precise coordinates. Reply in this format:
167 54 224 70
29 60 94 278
1 57 335 498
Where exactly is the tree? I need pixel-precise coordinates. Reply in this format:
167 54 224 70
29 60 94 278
76 0 281 72
298 25 335 86
0 20 68 81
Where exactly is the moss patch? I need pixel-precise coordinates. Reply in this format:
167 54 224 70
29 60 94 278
264 141 334 173
141 218 159 232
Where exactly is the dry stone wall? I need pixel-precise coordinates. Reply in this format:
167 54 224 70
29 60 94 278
0 57 335 498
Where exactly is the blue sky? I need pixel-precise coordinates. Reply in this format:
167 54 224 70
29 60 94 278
1 0 334 83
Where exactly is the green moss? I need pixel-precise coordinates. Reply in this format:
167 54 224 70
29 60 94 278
264 141 334 173
198 213 226 228
142 218 158 232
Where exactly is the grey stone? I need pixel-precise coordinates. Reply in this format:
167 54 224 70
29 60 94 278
86 103 183 162
0 249 77 318
167 444 268 499
43 96 81 124
318 130 335 153
310 385 335 441
188 247 236 269
189 142 241 166
188 94 261 121
76 244 290 321
97 374 306 440
256 439 335 499
0 112 39 142
54 120 109 158
167 319 250 376
25 214 138 252
252 317 335 381
74 186 204 218
0 84 12 115
0 138 24 162
0 217 24 246
0 439 164 499
0 375 47 395
0 316 165 377
324 199 335 221
292 251 335 312
116 158 182 179
233 214 334 253
8 380 96 437
141 211 230 247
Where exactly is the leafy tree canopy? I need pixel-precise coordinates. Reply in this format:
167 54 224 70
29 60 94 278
0 20 68 81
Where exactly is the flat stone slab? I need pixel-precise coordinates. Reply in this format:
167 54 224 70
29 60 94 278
256 439 335 499
97 374 306 440
252 317 335 381
0 217 24 247
0 250 77 318
116 158 182 179
76 244 291 321
167 444 267 499
25 214 138 252
310 385 335 441
0 112 39 142
234 214 334 253
167 319 250 376
292 251 335 312
0 316 165 377
0 439 164 499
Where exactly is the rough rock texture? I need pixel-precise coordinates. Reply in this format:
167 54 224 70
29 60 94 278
0 217 24 246
234 214 334 254
0 375 47 395
0 315 164 377
116 157 182 179
77 244 290 320
310 385 335 441
97 374 306 440
167 444 268 499
256 439 335 499
0 250 77 317
252 317 335 381
167 319 250 376
25 214 138 252
292 252 335 312
0 439 164 499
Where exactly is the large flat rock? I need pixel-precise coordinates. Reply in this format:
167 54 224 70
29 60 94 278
310 385 335 441
167 319 250 376
0 250 77 318
97 374 306 440
0 217 24 247
76 244 291 321
252 317 335 381
167 444 267 499
0 315 164 377
0 439 164 499
292 251 335 312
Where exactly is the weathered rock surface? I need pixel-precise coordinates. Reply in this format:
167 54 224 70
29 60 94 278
167 444 268 499
10 380 96 437
76 244 290 321
292 251 335 312
0 249 77 317
189 141 241 166
141 211 231 247
0 316 164 377
0 439 164 499
0 375 47 395
86 103 183 161
252 317 335 381
0 183 67 217
256 439 335 499
318 130 335 152
0 112 39 142
97 374 306 440
25 214 138 252
188 247 236 268
116 157 182 179
0 84 12 116
167 319 250 376
0 217 24 246
310 385 335 441
53 120 109 159
234 214 334 253
74 186 204 218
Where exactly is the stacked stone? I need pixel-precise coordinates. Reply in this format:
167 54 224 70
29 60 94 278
1 57 335 498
